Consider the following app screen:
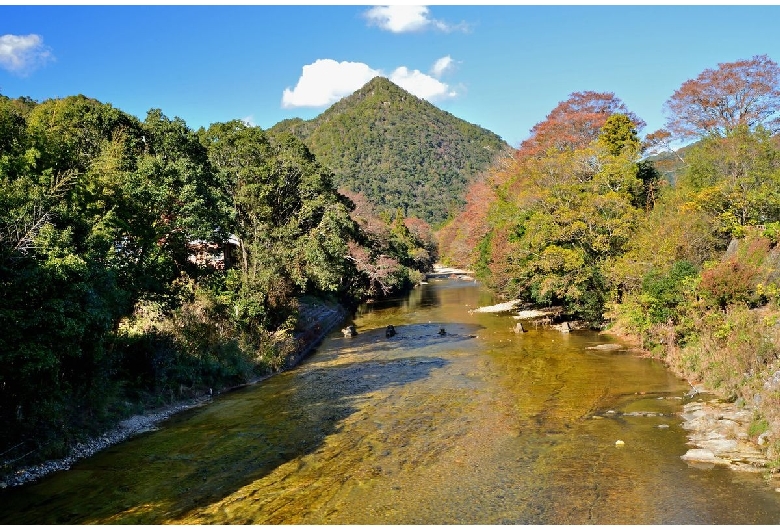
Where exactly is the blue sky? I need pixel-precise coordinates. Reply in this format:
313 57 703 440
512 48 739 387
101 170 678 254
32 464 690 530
2 4 780 147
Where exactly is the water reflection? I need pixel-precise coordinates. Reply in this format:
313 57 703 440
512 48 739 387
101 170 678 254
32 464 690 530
357 280 440 316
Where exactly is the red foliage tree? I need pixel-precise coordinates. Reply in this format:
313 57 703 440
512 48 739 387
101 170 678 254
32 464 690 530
699 237 769 309
663 55 780 140
346 241 402 296
339 188 390 241
403 216 435 249
437 177 497 268
519 91 645 158
700 259 759 310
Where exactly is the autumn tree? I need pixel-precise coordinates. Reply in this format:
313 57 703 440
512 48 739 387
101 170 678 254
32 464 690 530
438 93 647 278
662 55 780 141
436 177 497 269
474 113 650 324
402 216 437 270
436 148 525 271
606 190 720 297
518 91 645 158
337 189 434 297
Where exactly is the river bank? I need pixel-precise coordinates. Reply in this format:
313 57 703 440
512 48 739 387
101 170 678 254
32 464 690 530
468 294 780 485
679 398 777 475
600 328 780 481
0 298 347 490
606 340 780 479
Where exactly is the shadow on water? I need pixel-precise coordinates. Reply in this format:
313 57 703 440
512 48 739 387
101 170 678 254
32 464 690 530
0 353 450 524
329 322 482 355
358 282 441 314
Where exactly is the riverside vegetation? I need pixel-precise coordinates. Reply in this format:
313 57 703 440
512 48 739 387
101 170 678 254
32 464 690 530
438 54 780 471
5 54 780 486
0 92 438 479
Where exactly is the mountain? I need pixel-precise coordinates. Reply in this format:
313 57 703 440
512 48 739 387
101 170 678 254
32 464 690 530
645 143 697 186
269 77 511 226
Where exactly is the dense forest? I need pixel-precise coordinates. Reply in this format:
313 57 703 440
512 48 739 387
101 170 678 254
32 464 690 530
270 76 510 226
438 54 780 452
6 52 780 476
0 94 437 469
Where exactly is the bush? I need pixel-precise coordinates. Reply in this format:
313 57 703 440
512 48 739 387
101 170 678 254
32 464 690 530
700 259 760 310
642 260 698 324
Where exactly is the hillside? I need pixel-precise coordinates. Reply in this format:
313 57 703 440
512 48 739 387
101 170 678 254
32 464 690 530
644 142 697 185
270 77 511 226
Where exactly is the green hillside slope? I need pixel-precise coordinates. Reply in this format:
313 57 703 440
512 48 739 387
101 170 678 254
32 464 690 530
270 77 511 226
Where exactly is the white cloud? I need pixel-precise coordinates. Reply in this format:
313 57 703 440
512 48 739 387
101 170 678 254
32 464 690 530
363 5 466 33
364 6 430 33
0 34 53 75
390 66 457 101
241 115 256 127
282 59 380 108
431 56 454 78
282 58 458 109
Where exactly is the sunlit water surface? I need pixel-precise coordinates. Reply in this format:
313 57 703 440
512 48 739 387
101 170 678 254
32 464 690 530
2 279 780 524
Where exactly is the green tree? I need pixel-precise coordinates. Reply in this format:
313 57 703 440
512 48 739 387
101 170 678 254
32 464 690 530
680 125 780 236
202 122 360 329
0 97 143 457
479 114 648 325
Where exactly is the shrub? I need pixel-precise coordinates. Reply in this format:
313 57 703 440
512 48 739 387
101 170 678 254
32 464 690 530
700 259 759 309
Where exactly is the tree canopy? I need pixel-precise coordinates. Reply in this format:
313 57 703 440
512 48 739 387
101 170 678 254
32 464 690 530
662 55 780 140
0 92 436 469
519 91 645 157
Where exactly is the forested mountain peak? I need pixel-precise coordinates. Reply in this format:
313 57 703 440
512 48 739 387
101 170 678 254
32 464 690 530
269 77 511 226
322 76 422 116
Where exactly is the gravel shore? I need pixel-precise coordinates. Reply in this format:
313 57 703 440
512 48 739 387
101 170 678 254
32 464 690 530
1 298 347 490
0 396 214 489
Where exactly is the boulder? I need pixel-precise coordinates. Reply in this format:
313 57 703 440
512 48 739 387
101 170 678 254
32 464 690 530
681 448 723 463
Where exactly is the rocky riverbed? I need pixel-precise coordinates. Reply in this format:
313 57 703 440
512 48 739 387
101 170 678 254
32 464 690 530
679 394 778 479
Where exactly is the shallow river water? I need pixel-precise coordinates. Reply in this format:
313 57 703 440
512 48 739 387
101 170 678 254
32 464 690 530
2 278 780 524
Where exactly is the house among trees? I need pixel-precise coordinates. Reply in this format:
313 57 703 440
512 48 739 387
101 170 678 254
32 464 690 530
187 235 240 270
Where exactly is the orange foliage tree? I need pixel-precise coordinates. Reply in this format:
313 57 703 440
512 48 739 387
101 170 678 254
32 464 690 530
518 91 645 158
436 177 497 268
661 55 780 141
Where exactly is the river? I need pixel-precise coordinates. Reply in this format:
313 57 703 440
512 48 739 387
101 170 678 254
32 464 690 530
1 277 780 524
